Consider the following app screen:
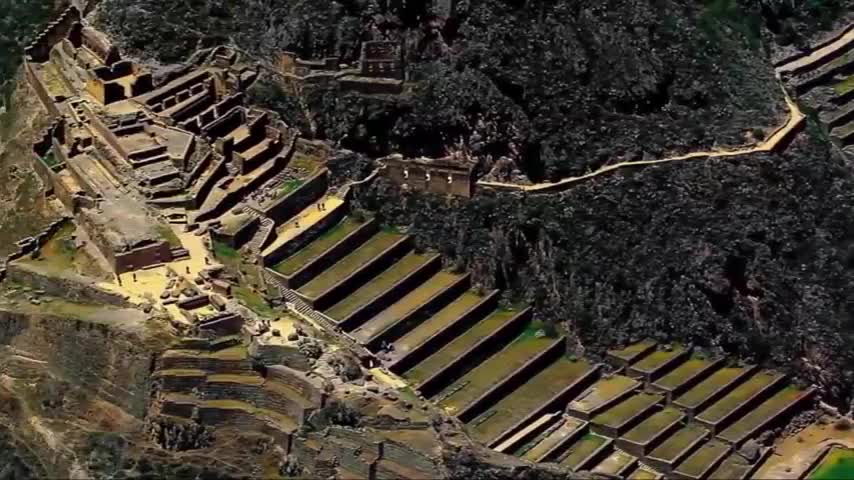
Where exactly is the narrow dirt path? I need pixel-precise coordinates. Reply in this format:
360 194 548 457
476 27 854 195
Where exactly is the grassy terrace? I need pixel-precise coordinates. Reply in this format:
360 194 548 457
809 447 854 480
718 386 806 444
403 308 517 385
621 407 684 445
521 417 586 461
200 399 299 432
234 286 278 318
708 453 752 480
653 356 714 391
350 271 463 340
468 357 594 443
164 345 248 361
272 217 363 276
568 375 639 415
673 440 728 478
695 371 782 424
325 252 435 321
436 326 557 413
592 393 662 430
833 119 854 139
390 289 482 357
157 368 207 377
593 450 635 476
647 425 708 463
558 434 609 470
264 381 315 408
628 467 659 480
835 76 854 96
674 366 747 409
207 373 265 385
630 346 685 375
297 231 403 299
608 339 656 363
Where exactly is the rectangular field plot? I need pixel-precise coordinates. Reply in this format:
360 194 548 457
695 371 783 426
592 393 662 434
592 450 636 477
350 272 462 340
608 340 656 365
402 308 517 385
324 252 436 321
436 330 558 414
673 440 729 479
708 452 753 480
674 367 750 411
272 217 364 276
388 289 484 357
652 356 716 393
628 467 661 479
568 375 639 418
647 425 708 467
558 434 610 471
297 231 403 299
620 407 684 447
628 346 686 378
718 386 811 445
466 357 594 444
521 417 586 462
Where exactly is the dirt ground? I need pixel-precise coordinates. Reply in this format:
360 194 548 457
756 417 854 479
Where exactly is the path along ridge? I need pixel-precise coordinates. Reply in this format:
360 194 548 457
473 31 854 195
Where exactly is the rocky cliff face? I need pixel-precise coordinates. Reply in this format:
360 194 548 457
0 292 173 478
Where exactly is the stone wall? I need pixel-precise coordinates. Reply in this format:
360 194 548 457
383 155 475 197
24 5 80 63
6 262 131 308
271 217 377 289
261 199 349 269
417 307 532 396
265 365 326 405
306 235 411 311
113 241 173 273
337 253 441 331
24 61 61 118
263 169 328 224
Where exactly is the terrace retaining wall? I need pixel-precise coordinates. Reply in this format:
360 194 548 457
263 169 328 225
694 374 786 434
262 200 351 269
372 276 478 354
457 337 566 423
487 365 600 449
417 307 532 398
336 253 442 330
271 217 378 289
649 358 724 402
303 235 413 311
674 365 759 418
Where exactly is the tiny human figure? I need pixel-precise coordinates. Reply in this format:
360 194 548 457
116 275 122 286
186 266 191 274
295 220 300 228
132 273 137 282
205 257 210 265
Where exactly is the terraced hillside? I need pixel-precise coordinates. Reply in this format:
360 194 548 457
252 172 816 479
781 27 854 156
494 342 815 479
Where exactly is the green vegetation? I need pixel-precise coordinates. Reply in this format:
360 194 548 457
213 240 240 263
699 0 762 49
675 440 729 477
719 386 807 443
41 152 60 168
279 179 304 195
648 425 707 462
324 252 434 320
156 224 182 248
810 447 854 480
234 286 277 318
403 308 515 384
297 231 402 299
468 357 593 443
559 434 608 470
835 76 854 97
568 375 638 413
273 217 364 276
622 407 684 444
437 322 556 412
389 282 478 353
675 367 746 408
654 356 712 391
696 371 781 423
0 0 53 104
631 346 684 373
592 393 662 429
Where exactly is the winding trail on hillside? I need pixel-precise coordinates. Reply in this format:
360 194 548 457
475 27 854 195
